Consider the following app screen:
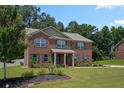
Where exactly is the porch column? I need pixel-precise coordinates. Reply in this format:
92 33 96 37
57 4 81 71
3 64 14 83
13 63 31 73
64 53 66 67
72 53 75 67
54 53 56 66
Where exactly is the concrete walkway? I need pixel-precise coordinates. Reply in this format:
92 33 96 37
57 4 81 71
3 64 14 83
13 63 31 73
72 65 124 68
104 65 124 67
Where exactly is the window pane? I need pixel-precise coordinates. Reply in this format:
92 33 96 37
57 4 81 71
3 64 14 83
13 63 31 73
44 54 48 62
77 42 85 49
31 54 38 62
57 40 66 48
34 38 47 47
82 56 89 62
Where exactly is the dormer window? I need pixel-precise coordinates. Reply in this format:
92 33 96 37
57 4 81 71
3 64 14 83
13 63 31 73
57 40 66 48
34 38 47 47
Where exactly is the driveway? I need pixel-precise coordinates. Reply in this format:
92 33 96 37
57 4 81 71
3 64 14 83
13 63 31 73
0 59 24 67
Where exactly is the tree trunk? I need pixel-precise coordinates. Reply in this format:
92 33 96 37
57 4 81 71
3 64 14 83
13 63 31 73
3 62 6 81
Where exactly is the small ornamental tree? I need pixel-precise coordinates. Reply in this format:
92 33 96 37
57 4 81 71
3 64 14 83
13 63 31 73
0 6 27 81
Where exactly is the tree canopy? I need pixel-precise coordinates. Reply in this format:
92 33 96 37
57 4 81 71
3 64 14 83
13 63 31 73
0 5 27 80
1 5 124 62
18 5 124 61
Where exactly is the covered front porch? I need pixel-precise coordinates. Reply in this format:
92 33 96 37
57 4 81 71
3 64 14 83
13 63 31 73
51 49 75 67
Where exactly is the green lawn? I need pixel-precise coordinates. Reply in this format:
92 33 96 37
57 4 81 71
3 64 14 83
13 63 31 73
0 66 41 79
31 67 124 88
93 59 124 65
1 59 124 88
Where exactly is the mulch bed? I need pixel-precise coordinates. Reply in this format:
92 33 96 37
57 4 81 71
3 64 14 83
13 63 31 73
0 74 71 88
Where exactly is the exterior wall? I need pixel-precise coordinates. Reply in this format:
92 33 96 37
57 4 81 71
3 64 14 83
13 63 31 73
71 42 92 62
24 31 92 67
115 42 124 59
24 31 56 66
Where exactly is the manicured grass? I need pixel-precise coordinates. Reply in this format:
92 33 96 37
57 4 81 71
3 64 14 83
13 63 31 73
0 66 41 79
93 59 124 65
1 59 124 88
32 67 124 88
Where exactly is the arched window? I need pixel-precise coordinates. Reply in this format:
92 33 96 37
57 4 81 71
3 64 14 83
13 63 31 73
34 38 47 47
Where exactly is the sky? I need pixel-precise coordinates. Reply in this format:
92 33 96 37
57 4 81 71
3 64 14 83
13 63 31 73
39 5 124 29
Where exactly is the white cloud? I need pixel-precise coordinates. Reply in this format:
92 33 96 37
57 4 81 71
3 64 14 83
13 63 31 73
110 20 124 27
115 20 124 25
95 5 114 10
110 23 116 26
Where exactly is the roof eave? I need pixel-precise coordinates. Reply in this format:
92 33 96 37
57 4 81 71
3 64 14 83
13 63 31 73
114 39 124 49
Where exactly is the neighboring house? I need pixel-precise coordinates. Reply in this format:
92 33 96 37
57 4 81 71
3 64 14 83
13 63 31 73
115 39 124 59
24 26 93 67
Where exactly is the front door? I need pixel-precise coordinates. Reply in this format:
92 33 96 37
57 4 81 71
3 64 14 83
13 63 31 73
56 54 64 64
66 54 72 66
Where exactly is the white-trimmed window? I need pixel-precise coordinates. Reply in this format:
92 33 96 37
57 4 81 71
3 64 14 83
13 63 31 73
34 38 47 47
57 40 66 48
82 56 89 63
77 42 85 49
43 54 49 62
31 54 38 62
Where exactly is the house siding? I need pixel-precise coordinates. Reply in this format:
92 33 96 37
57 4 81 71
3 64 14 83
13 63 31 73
115 42 124 59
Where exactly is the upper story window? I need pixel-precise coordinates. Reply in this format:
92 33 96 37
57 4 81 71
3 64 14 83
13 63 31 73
34 38 47 47
57 40 66 48
76 42 85 49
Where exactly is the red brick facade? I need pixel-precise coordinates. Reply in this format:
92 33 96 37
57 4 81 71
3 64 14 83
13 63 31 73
115 40 124 59
24 28 92 67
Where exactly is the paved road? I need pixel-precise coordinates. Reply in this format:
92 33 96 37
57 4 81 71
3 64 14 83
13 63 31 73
0 59 24 67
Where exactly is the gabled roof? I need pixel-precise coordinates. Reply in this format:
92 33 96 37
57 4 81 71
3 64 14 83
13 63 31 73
26 28 40 36
41 26 69 39
62 32 93 43
114 39 124 49
26 26 70 40
26 26 93 43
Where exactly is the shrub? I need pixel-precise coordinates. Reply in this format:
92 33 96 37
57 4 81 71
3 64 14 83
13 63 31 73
75 61 91 67
20 62 24 66
37 68 46 75
47 63 56 74
32 63 41 68
40 62 51 68
99 64 103 67
102 56 111 60
32 62 53 68
82 63 91 66
55 69 64 75
56 64 65 68
29 60 36 68
21 70 34 77
93 64 98 67
75 61 83 67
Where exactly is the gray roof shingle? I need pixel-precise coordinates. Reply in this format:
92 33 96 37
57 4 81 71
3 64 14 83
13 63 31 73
62 32 93 43
26 26 93 43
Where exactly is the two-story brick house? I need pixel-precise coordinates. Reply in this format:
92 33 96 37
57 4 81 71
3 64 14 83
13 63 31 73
24 26 93 67
115 39 124 59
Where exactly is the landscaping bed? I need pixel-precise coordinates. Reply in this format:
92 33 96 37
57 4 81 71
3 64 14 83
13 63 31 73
0 74 70 88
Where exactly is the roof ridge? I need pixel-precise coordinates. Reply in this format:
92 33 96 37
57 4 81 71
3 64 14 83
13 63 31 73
41 26 70 38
